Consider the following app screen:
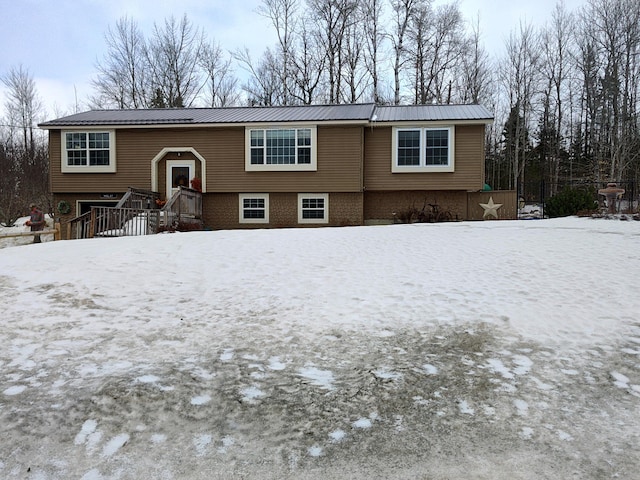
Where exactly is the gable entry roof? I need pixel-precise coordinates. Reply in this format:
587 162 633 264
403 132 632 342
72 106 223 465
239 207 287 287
39 103 493 128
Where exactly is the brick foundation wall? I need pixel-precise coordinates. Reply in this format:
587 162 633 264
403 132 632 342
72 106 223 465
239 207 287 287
54 189 495 240
328 192 363 226
204 192 363 230
364 191 468 223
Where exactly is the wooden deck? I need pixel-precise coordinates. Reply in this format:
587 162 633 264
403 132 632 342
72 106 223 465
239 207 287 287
64 186 202 240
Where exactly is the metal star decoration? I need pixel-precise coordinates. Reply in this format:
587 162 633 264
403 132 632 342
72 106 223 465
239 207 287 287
479 196 503 219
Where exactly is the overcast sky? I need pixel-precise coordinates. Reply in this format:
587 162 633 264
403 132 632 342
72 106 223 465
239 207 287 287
0 0 587 121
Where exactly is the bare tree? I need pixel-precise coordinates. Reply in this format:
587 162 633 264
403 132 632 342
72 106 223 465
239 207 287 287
235 47 284 106
407 4 431 104
539 2 574 191
145 14 206 107
92 16 148 108
389 0 426 105
586 0 640 182
199 42 241 107
360 0 385 103
573 0 640 183
0 135 24 225
616 0 640 183
499 22 541 193
258 0 299 105
289 18 326 104
457 14 493 105
431 3 466 103
406 1 465 104
1 66 49 223
341 15 368 102
2 65 43 153
306 0 359 103
574 29 602 181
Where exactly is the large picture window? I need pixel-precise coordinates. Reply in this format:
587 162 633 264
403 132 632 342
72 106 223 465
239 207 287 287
239 194 269 224
61 130 116 173
298 193 328 224
246 127 316 171
392 127 454 173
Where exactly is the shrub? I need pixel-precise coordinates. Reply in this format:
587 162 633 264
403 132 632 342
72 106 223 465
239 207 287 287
157 221 203 233
545 186 598 218
176 221 203 231
393 206 418 224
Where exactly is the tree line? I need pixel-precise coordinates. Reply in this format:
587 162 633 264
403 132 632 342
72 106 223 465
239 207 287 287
0 66 49 225
89 1 486 109
1 0 639 224
491 0 640 199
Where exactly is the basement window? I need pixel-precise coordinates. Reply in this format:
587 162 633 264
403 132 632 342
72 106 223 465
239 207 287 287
239 194 269 224
298 193 328 224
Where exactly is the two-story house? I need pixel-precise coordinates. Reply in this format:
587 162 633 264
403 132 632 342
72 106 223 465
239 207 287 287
39 103 511 233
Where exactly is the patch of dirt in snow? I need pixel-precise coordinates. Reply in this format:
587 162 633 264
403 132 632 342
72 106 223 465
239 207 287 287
1 321 639 479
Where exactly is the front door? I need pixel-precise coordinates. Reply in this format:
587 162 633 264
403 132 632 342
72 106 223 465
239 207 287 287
166 160 195 199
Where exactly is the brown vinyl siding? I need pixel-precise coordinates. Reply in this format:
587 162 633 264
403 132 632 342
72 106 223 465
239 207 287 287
50 130 153 193
208 125 363 193
50 125 363 194
364 124 485 191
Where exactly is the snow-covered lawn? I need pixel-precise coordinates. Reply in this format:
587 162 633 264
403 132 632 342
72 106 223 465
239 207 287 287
0 216 56 247
1 217 639 479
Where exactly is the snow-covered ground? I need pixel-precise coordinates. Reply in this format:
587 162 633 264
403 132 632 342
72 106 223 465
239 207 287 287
0 216 56 248
1 217 639 479
518 203 544 219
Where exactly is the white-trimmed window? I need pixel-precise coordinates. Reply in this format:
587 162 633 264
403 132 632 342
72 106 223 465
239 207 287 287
392 126 454 173
61 130 116 173
239 194 269 224
298 193 328 224
246 127 317 171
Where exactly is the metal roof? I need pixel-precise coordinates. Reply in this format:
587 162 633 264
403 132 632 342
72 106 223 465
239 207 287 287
372 104 493 122
39 104 377 127
39 103 493 128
